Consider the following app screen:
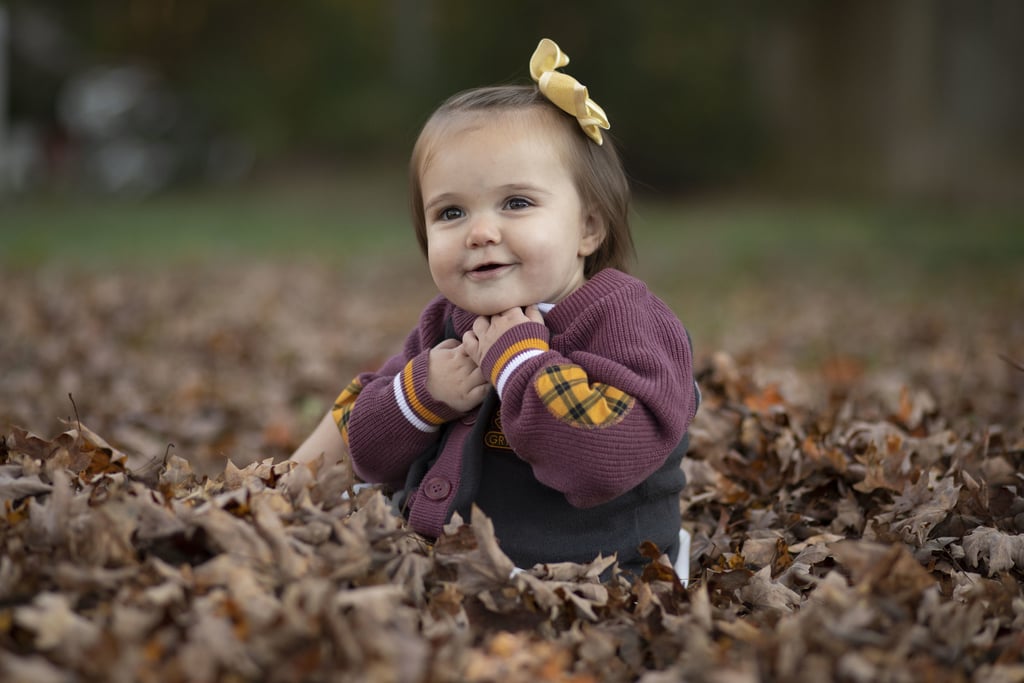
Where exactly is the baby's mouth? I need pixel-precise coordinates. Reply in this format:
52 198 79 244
470 262 508 273
466 261 514 280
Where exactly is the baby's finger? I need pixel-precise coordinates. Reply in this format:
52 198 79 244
435 338 460 351
524 304 545 324
461 331 479 357
467 365 485 385
467 382 490 404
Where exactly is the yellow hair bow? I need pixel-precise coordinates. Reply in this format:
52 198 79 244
529 38 610 145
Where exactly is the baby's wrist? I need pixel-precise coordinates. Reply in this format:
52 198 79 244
406 352 464 426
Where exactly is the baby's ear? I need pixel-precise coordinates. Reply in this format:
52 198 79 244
578 210 607 257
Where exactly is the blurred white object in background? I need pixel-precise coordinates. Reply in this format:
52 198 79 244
58 65 180 196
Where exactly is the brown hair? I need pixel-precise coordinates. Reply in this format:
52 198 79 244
409 85 634 277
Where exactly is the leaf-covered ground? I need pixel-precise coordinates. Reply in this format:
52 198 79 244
2 260 1023 682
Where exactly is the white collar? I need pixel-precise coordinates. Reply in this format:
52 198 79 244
536 302 555 314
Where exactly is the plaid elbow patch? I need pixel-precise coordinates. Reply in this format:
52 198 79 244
534 365 635 428
331 378 363 445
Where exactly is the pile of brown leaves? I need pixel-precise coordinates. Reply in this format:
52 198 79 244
2 263 1023 682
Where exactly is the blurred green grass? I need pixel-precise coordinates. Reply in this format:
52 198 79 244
3 182 1021 368
3 180 1021 296
634 201 1023 281
629 200 1024 350
0 175 415 267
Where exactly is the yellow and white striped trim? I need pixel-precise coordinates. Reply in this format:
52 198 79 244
393 360 445 432
489 337 550 398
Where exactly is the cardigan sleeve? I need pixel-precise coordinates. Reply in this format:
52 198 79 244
337 296 465 488
478 280 697 508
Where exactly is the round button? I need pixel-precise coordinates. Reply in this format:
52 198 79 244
422 477 452 501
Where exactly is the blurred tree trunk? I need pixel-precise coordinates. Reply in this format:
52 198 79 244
393 0 436 94
887 0 1024 199
5 0 1022 198
884 0 941 196
0 6 8 169
939 0 1024 199
753 0 1024 200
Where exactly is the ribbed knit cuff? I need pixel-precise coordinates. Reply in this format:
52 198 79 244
480 322 550 400
392 351 464 432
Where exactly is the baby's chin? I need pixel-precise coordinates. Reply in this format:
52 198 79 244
451 297 535 317
438 284 550 316
466 304 532 316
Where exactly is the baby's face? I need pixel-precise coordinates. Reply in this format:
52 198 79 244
419 113 603 316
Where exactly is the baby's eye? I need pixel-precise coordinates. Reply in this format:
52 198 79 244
504 197 533 210
438 207 465 221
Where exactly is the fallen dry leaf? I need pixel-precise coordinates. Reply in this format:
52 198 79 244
1 263 1022 681
962 526 1024 576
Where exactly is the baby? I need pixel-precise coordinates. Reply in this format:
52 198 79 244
291 39 699 576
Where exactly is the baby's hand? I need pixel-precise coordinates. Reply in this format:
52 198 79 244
462 305 545 368
427 339 489 413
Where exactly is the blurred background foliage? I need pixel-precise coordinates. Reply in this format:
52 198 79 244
3 0 1023 200
1 1 1022 461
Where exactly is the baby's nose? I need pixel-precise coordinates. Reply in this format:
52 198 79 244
466 217 501 246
